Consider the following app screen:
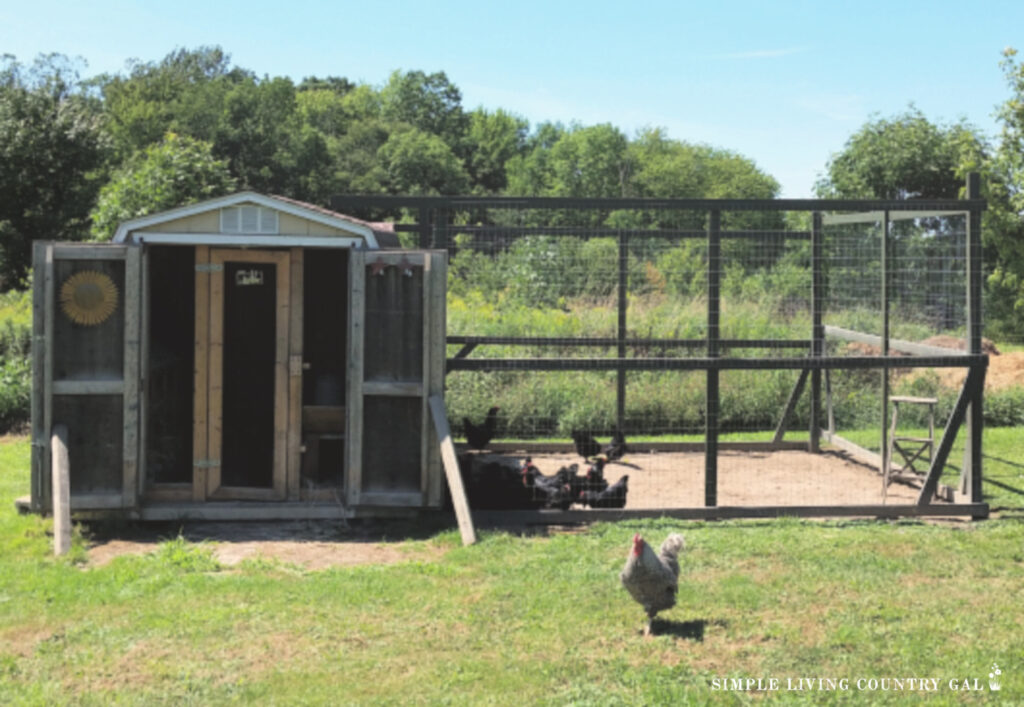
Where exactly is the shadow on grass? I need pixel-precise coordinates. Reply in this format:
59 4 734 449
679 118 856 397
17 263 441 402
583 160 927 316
649 617 729 641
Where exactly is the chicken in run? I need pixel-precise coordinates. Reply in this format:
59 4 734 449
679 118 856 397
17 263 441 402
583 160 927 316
571 429 629 462
578 474 628 509
520 458 574 510
620 532 685 636
463 406 500 451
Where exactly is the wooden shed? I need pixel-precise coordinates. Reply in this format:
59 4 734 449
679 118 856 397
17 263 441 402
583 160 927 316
30 192 447 520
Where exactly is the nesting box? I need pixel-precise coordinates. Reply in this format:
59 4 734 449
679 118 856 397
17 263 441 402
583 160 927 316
31 192 447 520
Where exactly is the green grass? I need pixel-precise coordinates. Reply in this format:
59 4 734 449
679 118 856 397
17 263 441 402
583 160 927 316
836 426 1024 511
0 434 1022 704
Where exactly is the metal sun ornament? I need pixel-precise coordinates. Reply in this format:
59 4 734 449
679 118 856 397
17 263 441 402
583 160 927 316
59 271 119 326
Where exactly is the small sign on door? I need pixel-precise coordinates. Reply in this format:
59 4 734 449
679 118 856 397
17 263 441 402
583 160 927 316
235 269 264 286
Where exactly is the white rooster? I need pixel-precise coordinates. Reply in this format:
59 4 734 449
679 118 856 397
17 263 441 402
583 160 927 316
620 532 685 635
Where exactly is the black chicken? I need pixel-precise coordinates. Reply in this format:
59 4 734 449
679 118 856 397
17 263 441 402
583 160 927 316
571 430 601 459
464 406 500 451
578 456 609 495
578 474 628 509
521 458 575 510
602 429 628 462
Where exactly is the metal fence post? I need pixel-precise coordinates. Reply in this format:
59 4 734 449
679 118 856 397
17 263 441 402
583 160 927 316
705 210 721 508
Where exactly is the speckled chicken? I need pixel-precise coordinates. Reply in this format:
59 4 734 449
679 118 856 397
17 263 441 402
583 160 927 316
619 532 685 635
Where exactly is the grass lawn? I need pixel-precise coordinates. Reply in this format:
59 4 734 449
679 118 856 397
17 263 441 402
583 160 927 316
0 434 1022 705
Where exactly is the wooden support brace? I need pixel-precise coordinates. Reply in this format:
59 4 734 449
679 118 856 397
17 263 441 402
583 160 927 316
917 365 983 505
428 394 477 546
773 368 809 445
51 424 71 556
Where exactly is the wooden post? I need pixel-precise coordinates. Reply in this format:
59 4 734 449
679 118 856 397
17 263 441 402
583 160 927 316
705 210 721 508
428 394 477 546
880 211 891 491
963 172 985 510
809 212 823 453
616 232 628 434
51 424 71 556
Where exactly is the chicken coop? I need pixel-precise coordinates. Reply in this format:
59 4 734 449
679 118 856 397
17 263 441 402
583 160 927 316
336 173 990 521
30 192 447 520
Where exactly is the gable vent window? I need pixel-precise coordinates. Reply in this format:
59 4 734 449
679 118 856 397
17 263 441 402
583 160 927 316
221 206 279 234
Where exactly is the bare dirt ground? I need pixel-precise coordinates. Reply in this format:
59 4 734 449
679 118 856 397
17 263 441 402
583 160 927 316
83 449 929 569
481 448 924 509
85 519 448 570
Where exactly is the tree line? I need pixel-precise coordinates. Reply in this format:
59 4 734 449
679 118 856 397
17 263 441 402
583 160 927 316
2 46 1024 334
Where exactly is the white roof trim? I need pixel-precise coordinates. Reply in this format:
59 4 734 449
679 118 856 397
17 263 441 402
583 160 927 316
112 191 379 248
135 233 368 248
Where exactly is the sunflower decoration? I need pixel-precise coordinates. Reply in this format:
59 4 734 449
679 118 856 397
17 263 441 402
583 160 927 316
59 271 119 326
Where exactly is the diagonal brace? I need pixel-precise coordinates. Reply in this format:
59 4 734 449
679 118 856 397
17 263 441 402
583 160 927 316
773 368 809 444
917 364 984 504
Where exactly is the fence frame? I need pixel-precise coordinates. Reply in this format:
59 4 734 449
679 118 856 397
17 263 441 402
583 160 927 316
333 174 989 519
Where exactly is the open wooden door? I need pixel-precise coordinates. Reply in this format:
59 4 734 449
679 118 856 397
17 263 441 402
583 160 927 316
347 250 446 508
193 248 290 501
31 242 141 512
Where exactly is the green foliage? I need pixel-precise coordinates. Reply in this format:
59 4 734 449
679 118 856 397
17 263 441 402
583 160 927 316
815 106 987 200
984 47 1024 334
0 54 109 286
89 132 236 240
376 126 469 195
0 290 31 432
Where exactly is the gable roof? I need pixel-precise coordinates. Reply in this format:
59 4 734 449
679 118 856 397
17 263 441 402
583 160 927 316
112 191 400 248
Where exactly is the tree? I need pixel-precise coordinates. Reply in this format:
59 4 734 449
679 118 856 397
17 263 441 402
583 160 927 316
376 127 469 195
986 48 1024 332
0 54 108 287
98 46 246 160
815 106 986 200
90 133 236 240
464 108 528 194
380 70 468 148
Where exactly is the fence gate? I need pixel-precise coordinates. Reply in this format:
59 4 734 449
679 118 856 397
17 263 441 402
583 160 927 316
32 242 141 512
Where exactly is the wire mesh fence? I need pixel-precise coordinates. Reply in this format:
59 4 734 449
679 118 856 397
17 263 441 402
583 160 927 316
334 188 988 517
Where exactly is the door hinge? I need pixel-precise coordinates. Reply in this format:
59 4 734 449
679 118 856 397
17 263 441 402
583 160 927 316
195 264 224 273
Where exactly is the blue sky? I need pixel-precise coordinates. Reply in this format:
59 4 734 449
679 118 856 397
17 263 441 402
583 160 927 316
2 0 1022 196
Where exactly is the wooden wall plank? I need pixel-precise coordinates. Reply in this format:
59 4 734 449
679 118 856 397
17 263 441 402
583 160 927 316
138 246 150 500
192 245 210 501
31 242 48 512
425 251 447 507
207 250 225 496
346 250 365 505
42 245 55 513
273 250 290 499
287 248 303 500
122 246 141 508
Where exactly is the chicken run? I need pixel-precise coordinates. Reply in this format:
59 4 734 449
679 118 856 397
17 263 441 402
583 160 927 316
28 182 990 528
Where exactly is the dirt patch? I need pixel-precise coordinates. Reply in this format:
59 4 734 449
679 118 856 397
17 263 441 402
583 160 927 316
85 520 446 570
920 335 1001 356
473 448 926 509
927 351 1024 391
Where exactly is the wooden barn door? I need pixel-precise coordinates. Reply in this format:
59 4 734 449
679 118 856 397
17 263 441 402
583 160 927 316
31 243 141 512
194 248 290 501
347 250 446 508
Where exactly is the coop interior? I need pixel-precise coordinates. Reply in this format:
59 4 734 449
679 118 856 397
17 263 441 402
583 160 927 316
143 245 351 499
410 198 985 515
